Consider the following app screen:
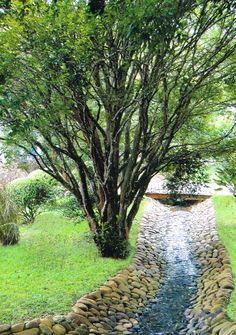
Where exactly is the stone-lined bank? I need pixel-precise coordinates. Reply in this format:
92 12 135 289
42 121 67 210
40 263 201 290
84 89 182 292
184 199 236 335
1 198 236 335
118 198 236 335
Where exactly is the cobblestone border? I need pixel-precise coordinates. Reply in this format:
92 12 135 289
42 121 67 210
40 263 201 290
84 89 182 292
185 199 236 335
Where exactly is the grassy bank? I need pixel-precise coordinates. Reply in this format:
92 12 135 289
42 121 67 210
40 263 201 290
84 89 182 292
214 196 236 320
0 202 144 324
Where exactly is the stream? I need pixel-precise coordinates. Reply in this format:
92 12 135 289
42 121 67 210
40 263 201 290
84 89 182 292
129 207 200 335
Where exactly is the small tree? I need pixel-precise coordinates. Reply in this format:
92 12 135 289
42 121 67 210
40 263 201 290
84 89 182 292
0 0 235 257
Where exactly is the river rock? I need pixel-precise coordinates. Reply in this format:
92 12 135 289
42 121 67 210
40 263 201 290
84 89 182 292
17 329 39 335
52 325 66 335
0 326 10 333
11 324 25 333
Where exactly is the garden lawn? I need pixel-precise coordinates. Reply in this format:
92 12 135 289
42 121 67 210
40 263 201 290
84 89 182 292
0 202 144 324
214 196 236 320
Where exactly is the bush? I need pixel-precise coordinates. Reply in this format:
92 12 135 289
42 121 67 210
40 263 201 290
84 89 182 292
28 169 58 187
29 170 68 206
57 194 85 224
9 173 54 224
0 223 19 245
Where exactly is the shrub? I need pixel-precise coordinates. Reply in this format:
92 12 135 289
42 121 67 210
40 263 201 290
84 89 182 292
57 194 85 224
28 169 58 187
9 173 53 224
0 187 18 225
0 223 19 245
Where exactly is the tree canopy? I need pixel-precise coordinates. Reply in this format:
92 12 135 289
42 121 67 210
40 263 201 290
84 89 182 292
0 0 235 257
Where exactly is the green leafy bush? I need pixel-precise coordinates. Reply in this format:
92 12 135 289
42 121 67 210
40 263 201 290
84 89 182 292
9 173 54 224
0 223 19 245
57 194 85 224
28 169 58 187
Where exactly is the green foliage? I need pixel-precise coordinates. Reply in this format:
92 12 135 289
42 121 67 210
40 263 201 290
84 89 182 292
0 223 19 245
214 196 236 320
0 187 18 225
164 152 209 195
95 225 130 259
9 173 54 224
57 193 85 224
0 187 20 245
28 169 59 187
216 154 236 196
1 145 37 172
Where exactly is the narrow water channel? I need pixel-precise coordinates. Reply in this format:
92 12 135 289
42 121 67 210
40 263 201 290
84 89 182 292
130 207 199 335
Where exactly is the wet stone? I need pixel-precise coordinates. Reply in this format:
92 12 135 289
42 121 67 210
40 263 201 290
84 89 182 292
39 324 53 335
52 325 66 335
25 321 39 330
0 326 10 333
11 324 25 333
17 329 39 335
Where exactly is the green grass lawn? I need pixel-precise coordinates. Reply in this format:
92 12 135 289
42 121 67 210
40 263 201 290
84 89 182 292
0 202 144 324
214 195 236 320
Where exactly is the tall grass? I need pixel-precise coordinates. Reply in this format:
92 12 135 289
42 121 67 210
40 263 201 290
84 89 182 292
0 187 18 225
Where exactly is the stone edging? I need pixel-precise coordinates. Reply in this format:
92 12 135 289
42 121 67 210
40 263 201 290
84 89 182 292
185 199 236 335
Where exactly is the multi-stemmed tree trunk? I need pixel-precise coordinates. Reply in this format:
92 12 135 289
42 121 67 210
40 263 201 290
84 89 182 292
0 0 235 257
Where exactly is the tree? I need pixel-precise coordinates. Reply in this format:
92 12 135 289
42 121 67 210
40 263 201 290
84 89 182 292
0 0 235 257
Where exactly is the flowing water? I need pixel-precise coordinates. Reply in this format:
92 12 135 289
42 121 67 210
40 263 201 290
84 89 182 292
130 207 199 335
